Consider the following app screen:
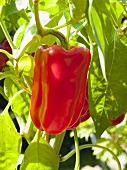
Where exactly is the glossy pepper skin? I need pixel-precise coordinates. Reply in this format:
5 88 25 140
30 45 91 134
67 82 90 129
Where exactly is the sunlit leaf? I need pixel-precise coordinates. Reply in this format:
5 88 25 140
39 0 59 15
20 138 59 170
89 33 127 137
18 54 34 77
68 0 86 19
0 0 5 5
4 78 30 122
0 111 22 170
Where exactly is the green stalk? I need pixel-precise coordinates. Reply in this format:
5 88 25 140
33 0 44 35
33 0 68 49
66 24 72 45
53 16 86 30
0 49 13 59
21 113 34 143
48 29 68 49
32 129 42 143
3 90 24 113
74 129 80 170
0 17 16 50
18 34 42 59
53 131 66 155
23 75 32 91
60 143 122 170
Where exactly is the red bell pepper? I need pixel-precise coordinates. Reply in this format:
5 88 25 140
0 38 12 72
67 82 90 130
30 45 91 134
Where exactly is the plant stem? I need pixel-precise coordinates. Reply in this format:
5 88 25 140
53 131 66 155
72 20 88 40
21 113 34 144
13 78 32 95
33 0 68 49
60 144 122 170
23 75 32 91
18 34 42 59
34 0 44 35
32 129 42 143
3 90 24 113
66 24 72 45
0 17 16 50
49 29 68 49
74 129 80 170
53 16 86 30
0 49 13 59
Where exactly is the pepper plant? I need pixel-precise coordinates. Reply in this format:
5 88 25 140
0 0 127 170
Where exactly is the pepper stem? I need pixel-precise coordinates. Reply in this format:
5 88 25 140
53 131 66 156
0 17 15 50
34 0 44 36
33 0 68 49
60 144 122 170
74 129 80 170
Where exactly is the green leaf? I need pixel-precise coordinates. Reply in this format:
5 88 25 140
89 33 127 138
46 12 63 28
41 34 57 45
68 0 86 19
110 1 124 27
0 71 14 81
4 77 30 122
20 138 59 170
105 33 127 118
89 0 114 79
89 0 113 44
0 111 22 170
3 1 17 15
0 86 8 100
28 0 34 12
88 0 127 137
4 0 28 15
0 27 5 42
0 0 5 5
13 24 28 48
89 5 106 54
39 0 59 15
19 25 37 51
89 46 110 137
18 54 34 77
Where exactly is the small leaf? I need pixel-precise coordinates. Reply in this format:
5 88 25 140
68 0 86 19
19 25 37 50
41 34 57 46
20 138 59 170
110 1 124 27
0 86 8 100
18 54 34 77
0 0 5 5
39 0 59 15
89 46 110 138
0 71 14 81
0 111 22 170
4 77 30 122
13 24 28 48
